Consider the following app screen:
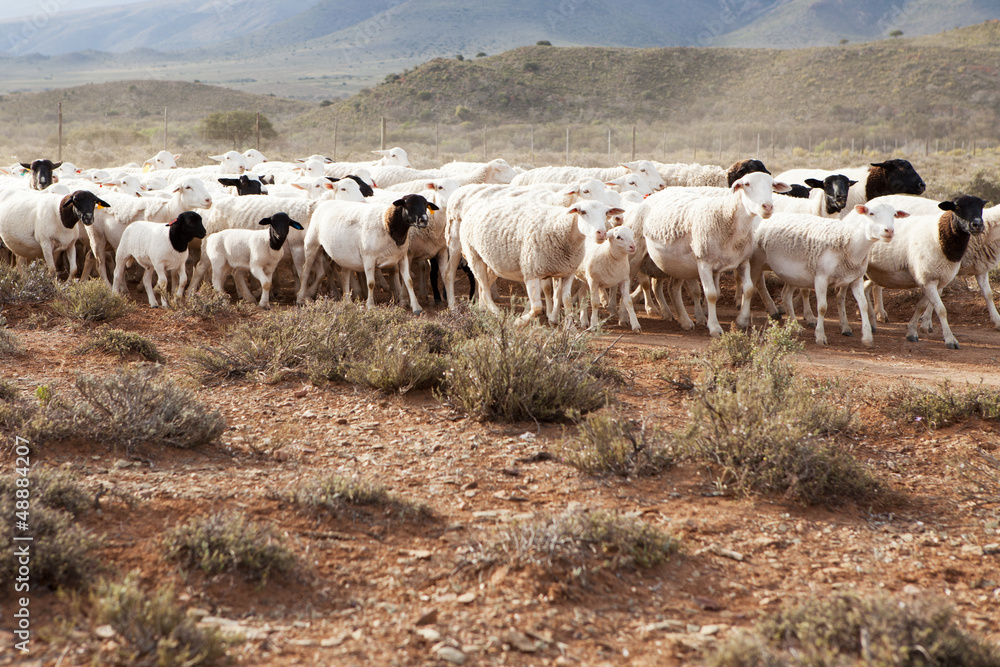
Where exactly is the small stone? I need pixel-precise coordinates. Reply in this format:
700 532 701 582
694 596 722 611
293 388 308 398
962 544 985 557
335 417 348 425
502 630 538 653
409 550 432 560
320 634 348 648
435 646 467 664
457 592 476 604
686 624 701 633
300 410 317 419
287 639 316 647
983 543 1000 555
903 584 922 595
415 608 439 626
415 628 441 643
95 624 116 639
700 625 720 636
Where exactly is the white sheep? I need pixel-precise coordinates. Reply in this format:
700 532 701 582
243 149 268 170
511 161 667 191
864 195 986 349
296 195 438 313
366 159 518 188
650 161 727 187
206 212 304 308
449 185 620 323
209 150 250 174
143 151 180 171
372 147 410 167
112 211 206 307
0 189 110 277
635 172 791 336
604 172 654 197
573 225 641 332
750 200 903 346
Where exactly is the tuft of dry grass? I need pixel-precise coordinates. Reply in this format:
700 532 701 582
558 409 674 477
885 380 1000 430
53 278 133 322
292 474 431 520
78 326 165 363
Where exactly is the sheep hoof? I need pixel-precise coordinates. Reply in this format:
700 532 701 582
862 338 874 347
805 321 817 330
768 312 782 321
841 330 853 337
946 340 960 350
906 333 919 342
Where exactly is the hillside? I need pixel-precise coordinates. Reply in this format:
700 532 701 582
297 24 1000 143
0 80 311 125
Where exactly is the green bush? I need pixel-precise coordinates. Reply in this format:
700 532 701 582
680 322 883 505
444 310 610 422
79 326 165 363
53 278 133 322
162 511 295 581
886 380 1000 429
708 591 1000 667
463 510 678 585
94 571 229 666
559 410 674 477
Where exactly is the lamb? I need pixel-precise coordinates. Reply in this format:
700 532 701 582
0 189 110 277
511 161 667 191
82 177 213 284
636 172 791 336
243 149 268 170
143 151 180 171
573 225 641 332
863 194 986 349
372 147 410 167
206 212 304 308
218 175 268 196
209 151 250 174
112 211 206 307
604 172 654 197
449 185 620 323
750 200 902 346
296 195 438 313
368 159 518 188
19 159 62 190
772 175 856 217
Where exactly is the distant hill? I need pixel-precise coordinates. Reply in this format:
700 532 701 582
1 0 999 101
298 22 1000 142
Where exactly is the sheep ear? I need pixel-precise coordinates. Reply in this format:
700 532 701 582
848 180 858 186
19 162 30 169
425 182 436 190
772 181 792 194
607 207 625 217
96 198 111 209
392 198 407 207
258 217 272 226
291 221 304 230
870 162 891 169
373 150 389 156
731 180 745 192
894 210 910 219
427 202 440 211
938 201 958 211
567 205 582 215
52 162 63 169
804 178 824 189
173 154 181 160
218 178 238 186
326 176 340 182
209 155 224 161
291 183 306 190
854 205 869 215
323 182 334 189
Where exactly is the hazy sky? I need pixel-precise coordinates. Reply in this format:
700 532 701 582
0 0 150 22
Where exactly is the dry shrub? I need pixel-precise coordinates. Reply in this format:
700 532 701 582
0 260 58 304
292 474 431 519
461 510 678 586
93 571 229 666
78 326 165 363
444 309 610 422
559 410 674 477
886 380 1000 430
0 468 98 591
166 284 237 320
680 322 884 505
162 511 295 581
708 591 1000 667
53 278 133 322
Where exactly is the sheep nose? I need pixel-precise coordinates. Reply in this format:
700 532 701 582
971 218 985 233
760 203 773 218
595 229 607 242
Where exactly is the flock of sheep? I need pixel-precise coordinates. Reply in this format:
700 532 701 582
0 146 996 349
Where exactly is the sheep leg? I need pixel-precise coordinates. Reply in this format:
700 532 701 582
40 243 59 277
363 260 379 310
553 277 574 326
850 278 874 347
147 265 168 308
813 277 830 345
781 284 799 322
587 278 604 329
799 289 817 328
633 273 656 315
175 261 189 303
751 264 780 320
733 261 755 331
399 255 422 315
233 270 256 304
338 266 353 302
687 279 707 326
668 278 695 330
188 254 211 297
211 262 231 296
542 279 555 322
251 266 274 309
296 240 323 305
465 249 499 314
915 281 958 348
919 301 934 333
444 248 461 310
652 278 674 321
521 278 545 323
874 285 889 323
429 257 442 304
976 271 1000 329
837 286 854 336
618 280 641 332
698 262 725 337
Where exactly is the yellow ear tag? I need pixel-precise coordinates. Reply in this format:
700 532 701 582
97 204 105 210
142 163 151 174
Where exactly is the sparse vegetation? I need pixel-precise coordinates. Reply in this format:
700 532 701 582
679 322 884 505
78 326 165 363
886 380 1000 429
0 468 99 590
0 316 22 356
167 284 237 320
462 510 678 584
53 279 133 322
162 511 295 581
0 260 58 304
200 110 276 149
292 474 430 519
707 591 1000 667
559 410 674 477
93 571 230 666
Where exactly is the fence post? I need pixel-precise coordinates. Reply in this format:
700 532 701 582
57 102 62 162
163 107 167 150
756 133 760 157
333 119 338 161
530 125 534 164
566 126 570 166
380 116 386 150
435 122 439 162
631 125 636 161
255 111 260 151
